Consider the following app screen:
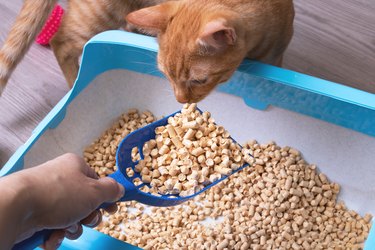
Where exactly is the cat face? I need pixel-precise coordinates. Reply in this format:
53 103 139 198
127 2 245 103
157 31 241 103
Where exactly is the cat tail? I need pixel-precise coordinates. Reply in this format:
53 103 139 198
0 0 58 95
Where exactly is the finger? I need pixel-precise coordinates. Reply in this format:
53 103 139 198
104 204 119 214
65 223 83 240
81 210 102 228
42 230 65 250
84 164 99 180
94 177 125 203
61 153 98 179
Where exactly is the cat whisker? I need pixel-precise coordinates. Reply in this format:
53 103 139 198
132 61 157 67
145 69 163 75
129 60 162 75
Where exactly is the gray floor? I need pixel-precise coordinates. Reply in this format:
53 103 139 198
0 0 374 167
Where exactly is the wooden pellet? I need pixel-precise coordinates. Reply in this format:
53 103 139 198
171 137 183 149
191 147 205 157
364 214 373 223
182 121 198 129
183 129 196 140
285 176 293 190
217 239 229 250
215 166 232 175
159 145 170 155
205 158 214 167
166 125 177 138
195 130 204 139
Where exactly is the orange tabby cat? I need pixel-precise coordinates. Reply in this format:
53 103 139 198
127 0 294 103
0 0 165 95
0 0 293 104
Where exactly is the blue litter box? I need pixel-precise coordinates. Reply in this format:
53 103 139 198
1 31 374 249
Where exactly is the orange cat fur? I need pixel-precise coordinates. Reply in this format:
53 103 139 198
127 0 294 103
0 0 165 95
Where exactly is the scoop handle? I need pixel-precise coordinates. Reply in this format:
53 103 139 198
12 229 53 250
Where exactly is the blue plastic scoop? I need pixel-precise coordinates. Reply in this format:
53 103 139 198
14 109 251 249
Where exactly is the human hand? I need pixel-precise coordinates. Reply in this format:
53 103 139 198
10 153 124 249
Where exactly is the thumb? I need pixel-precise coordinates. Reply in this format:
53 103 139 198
95 177 125 203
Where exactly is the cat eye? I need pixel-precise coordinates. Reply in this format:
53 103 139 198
190 78 208 85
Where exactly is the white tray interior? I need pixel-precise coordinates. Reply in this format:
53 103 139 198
24 69 375 215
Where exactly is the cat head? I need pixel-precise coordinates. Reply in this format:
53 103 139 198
126 2 246 103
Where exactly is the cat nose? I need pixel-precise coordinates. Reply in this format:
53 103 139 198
175 90 190 103
176 95 189 104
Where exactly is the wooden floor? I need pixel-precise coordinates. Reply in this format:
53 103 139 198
0 0 374 167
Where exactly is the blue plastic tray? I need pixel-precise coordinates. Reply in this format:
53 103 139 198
1 31 374 249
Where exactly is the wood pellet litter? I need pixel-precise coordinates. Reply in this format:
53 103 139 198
84 108 372 250
134 103 252 197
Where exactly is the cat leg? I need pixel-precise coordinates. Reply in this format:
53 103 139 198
51 43 81 88
271 55 283 67
50 0 126 88
246 50 284 68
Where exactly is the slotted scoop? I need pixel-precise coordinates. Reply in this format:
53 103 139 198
14 109 252 249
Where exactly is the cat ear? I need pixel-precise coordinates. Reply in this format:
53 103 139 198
197 19 237 54
126 2 176 34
